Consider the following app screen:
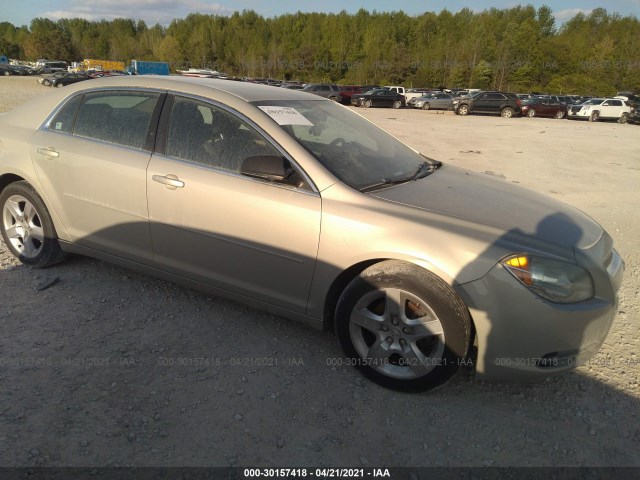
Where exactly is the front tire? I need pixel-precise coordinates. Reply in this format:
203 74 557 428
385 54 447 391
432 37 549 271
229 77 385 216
335 261 472 392
0 181 65 267
42 79 51 86
56 83 64 88
422 103 431 110
526 109 536 118
589 111 599 122
457 104 469 115
364 99 372 108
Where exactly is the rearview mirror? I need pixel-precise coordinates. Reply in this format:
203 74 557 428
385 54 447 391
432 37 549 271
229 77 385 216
240 155 292 183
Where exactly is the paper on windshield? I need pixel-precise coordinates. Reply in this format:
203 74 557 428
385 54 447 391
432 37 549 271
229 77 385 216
258 106 313 126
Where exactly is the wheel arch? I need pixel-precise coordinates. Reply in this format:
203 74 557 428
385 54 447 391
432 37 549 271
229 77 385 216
321 256 469 332
0 172 70 241
0 173 26 195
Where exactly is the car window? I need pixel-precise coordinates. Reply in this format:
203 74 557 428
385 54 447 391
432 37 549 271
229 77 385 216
73 91 160 149
166 96 281 174
47 95 82 134
610 100 622 106
486 93 506 100
254 99 426 191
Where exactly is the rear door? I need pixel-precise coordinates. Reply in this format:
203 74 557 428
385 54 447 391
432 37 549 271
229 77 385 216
603 99 623 118
31 89 164 263
472 93 494 112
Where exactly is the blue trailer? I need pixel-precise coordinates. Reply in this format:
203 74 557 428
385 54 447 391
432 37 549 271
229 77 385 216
127 60 170 75
0 55 8 64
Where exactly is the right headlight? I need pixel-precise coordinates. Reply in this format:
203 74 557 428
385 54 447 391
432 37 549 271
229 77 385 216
502 254 594 304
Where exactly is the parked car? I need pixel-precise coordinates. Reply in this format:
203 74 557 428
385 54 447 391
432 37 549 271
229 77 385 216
338 85 362 104
455 91 522 118
0 64 36 76
280 82 304 90
409 92 454 110
404 88 432 103
38 71 68 86
521 97 568 119
383 85 406 97
567 98 632 123
0 64 21 76
615 92 640 110
627 109 640 125
302 83 342 102
533 95 574 105
35 60 68 74
13 65 38 75
50 73 90 88
0 76 623 392
351 88 404 108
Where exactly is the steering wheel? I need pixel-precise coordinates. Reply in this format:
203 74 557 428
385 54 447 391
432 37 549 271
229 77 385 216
330 137 346 147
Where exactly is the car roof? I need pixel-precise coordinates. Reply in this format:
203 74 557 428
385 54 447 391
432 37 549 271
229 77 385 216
71 75 321 103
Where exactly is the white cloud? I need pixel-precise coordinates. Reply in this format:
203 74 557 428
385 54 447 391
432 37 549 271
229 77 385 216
554 8 593 23
42 0 235 25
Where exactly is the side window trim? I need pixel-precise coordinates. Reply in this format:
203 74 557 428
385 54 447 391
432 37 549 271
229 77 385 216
157 92 318 194
41 88 166 153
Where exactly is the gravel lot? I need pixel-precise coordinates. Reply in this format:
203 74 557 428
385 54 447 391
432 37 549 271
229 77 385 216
1 76 639 468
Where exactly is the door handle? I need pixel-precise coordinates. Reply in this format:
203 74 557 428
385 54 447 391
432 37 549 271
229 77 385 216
152 174 185 190
37 147 59 158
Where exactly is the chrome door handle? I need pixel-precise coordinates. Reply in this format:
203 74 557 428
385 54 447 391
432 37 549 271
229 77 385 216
37 147 59 158
152 174 185 190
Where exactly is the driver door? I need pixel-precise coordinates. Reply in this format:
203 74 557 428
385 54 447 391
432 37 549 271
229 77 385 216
147 95 321 313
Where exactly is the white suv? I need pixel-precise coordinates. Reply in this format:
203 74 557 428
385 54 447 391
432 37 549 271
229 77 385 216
567 98 631 123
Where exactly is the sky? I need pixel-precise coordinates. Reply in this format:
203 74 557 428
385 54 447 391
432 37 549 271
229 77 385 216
3 0 639 27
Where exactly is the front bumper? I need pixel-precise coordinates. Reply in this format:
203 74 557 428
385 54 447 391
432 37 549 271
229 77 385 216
455 249 623 382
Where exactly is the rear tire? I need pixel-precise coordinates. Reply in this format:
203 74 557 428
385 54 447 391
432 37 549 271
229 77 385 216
501 107 514 118
619 113 629 124
335 261 472 392
0 181 65 268
555 110 565 119
392 100 401 109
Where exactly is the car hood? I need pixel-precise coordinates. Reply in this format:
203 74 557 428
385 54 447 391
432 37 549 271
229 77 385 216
371 165 603 253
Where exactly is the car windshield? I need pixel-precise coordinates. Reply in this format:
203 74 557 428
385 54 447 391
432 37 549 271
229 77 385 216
584 98 604 105
252 100 428 191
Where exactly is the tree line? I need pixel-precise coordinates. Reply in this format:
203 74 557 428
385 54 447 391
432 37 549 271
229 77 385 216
1 6 639 95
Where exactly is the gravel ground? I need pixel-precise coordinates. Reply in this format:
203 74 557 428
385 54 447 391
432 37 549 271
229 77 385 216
0 76 639 468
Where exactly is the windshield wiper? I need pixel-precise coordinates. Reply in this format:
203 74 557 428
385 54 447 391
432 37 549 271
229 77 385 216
359 159 442 193
408 159 442 181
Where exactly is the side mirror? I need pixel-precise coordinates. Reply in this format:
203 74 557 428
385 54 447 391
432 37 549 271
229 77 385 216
241 155 292 183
